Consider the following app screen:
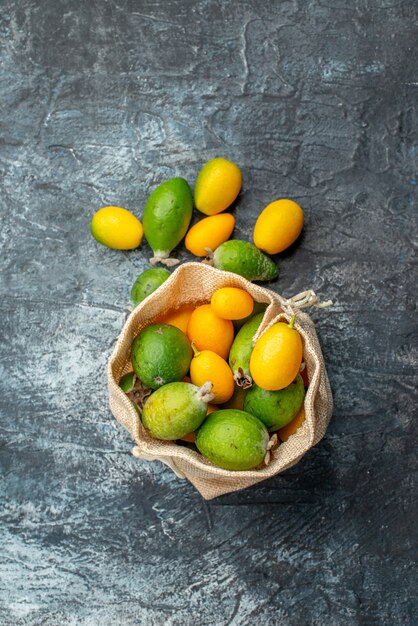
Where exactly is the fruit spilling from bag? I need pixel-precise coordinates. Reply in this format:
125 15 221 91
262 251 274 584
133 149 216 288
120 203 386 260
119 286 310 471
108 263 332 499
98 157 333 497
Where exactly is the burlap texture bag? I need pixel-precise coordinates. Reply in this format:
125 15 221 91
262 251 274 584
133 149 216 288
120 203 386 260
107 262 333 500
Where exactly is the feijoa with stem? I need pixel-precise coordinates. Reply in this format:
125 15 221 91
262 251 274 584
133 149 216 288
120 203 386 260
143 177 193 266
244 374 305 431
207 240 278 282
131 323 193 390
142 381 215 440
228 312 264 388
196 409 276 470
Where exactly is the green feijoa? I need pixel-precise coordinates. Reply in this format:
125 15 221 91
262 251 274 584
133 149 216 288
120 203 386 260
130 268 170 306
244 374 305 431
119 371 136 392
143 177 193 266
131 324 192 390
229 312 264 388
212 240 278 282
196 409 270 471
142 382 214 440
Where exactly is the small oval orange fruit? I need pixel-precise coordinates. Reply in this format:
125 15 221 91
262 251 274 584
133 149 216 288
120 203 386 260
181 432 196 442
187 304 234 360
278 407 305 442
91 206 143 250
157 304 195 334
249 316 303 390
194 158 242 215
185 213 235 257
253 199 304 254
190 347 234 404
211 287 254 320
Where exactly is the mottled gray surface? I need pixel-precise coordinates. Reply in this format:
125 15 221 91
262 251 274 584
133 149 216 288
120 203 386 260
1 1 417 624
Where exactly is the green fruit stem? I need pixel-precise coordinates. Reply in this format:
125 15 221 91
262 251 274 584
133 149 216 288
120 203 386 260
191 342 200 358
289 314 296 329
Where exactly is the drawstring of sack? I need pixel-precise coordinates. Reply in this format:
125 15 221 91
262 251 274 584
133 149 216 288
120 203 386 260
284 289 333 310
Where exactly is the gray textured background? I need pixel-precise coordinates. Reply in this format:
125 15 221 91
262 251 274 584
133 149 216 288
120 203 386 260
1 1 417 625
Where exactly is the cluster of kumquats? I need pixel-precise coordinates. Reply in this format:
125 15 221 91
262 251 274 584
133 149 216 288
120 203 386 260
91 158 308 471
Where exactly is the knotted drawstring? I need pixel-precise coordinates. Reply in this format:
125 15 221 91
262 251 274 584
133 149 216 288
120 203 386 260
252 289 332 346
284 289 333 310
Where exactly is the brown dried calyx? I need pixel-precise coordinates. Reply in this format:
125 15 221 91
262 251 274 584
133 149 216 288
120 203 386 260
201 247 214 266
127 375 152 413
233 367 253 390
264 433 279 466
149 255 179 267
196 381 215 404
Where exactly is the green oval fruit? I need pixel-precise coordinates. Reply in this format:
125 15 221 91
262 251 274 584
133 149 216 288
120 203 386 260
119 371 136 392
196 409 270 470
130 268 171 306
244 374 305 431
131 324 192 389
233 301 267 330
142 382 214 440
143 177 193 266
212 240 278 282
229 312 264 388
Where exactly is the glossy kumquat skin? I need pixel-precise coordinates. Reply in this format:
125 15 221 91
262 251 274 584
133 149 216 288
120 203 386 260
194 158 242 216
187 304 234 360
253 198 304 254
157 304 195 334
91 206 143 250
185 213 235 257
211 287 254 320
249 316 303 391
190 347 235 404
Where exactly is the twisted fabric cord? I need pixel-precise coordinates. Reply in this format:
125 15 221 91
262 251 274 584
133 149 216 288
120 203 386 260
284 289 333 310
